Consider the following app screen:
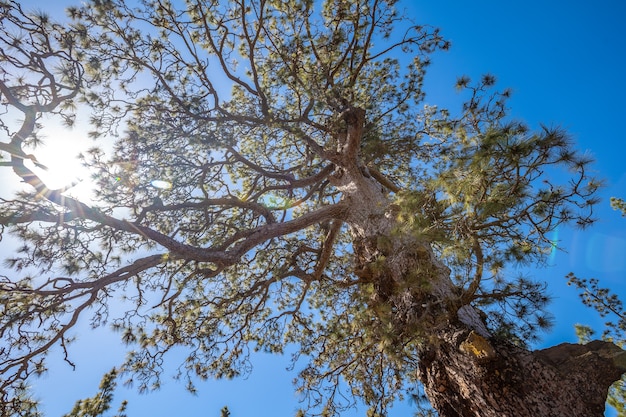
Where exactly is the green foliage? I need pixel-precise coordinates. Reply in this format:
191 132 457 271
568 197 626 415
611 197 626 217
395 77 595 346
63 369 127 417
568 274 626 416
62 369 127 417
0 0 602 416
568 274 625 328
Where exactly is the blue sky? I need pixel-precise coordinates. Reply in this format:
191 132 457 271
3 1 626 416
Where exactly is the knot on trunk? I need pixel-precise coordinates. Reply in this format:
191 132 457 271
459 331 497 361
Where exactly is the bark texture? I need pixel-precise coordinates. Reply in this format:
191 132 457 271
335 107 626 417
418 327 626 417
420 328 626 417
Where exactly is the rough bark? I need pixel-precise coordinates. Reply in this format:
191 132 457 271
335 107 626 417
418 326 626 417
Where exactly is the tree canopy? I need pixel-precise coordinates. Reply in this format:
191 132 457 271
0 1 613 416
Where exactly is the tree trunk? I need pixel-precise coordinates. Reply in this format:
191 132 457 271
350 197 626 416
418 324 626 416
333 107 626 417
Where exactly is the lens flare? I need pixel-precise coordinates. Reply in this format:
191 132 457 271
151 179 172 190
585 233 626 273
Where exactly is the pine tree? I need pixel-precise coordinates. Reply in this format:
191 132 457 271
611 197 626 217
1 1 624 416
62 369 127 417
568 196 626 416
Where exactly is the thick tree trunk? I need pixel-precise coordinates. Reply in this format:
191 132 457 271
350 200 626 416
418 324 626 416
347 199 626 416
333 107 626 417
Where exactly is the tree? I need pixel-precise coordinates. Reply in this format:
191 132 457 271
568 276 626 417
611 197 626 217
568 197 626 416
62 369 127 417
1 0 624 416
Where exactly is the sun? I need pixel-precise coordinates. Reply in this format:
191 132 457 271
39 155 92 200
33 126 97 203
1 114 98 203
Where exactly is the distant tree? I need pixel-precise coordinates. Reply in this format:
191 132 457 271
62 369 127 417
568 275 626 416
568 196 626 416
1 1 624 416
611 197 626 217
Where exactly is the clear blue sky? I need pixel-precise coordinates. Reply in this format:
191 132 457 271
4 1 626 416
